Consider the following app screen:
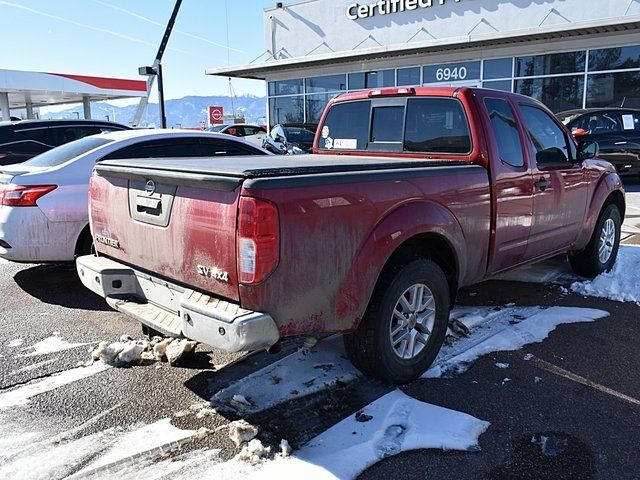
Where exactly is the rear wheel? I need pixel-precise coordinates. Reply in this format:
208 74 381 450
344 258 450 384
569 204 621 278
75 226 95 257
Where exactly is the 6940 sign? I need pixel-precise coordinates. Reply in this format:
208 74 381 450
423 61 481 84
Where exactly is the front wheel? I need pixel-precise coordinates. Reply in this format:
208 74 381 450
344 258 450 384
569 204 621 278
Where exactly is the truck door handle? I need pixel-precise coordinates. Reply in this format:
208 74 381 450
615 141 628 145
535 177 549 191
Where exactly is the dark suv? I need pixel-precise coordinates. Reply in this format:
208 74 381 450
0 119 130 166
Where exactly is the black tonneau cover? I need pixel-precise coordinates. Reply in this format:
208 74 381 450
97 154 470 178
95 154 476 191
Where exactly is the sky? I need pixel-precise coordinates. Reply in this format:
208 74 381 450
0 0 275 105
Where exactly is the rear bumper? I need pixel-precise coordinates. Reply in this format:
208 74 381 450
76 255 280 353
0 205 81 262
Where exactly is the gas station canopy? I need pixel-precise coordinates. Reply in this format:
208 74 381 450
0 68 148 120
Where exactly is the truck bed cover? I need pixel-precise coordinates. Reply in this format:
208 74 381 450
95 154 471 179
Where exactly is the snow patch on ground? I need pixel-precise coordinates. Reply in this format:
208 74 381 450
249 390 489 480
21 334 90 357
570 245 640 305
211 335 360 414
0 362 110 409
7 338 23 348
73 418 203 476
423 306 608 378
10 358 58 376
0 412 202 480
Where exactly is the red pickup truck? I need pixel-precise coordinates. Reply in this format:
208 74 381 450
77 87 625 383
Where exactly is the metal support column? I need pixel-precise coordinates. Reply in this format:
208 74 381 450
82 96 92 119
26 101 34 119
0 92 10 121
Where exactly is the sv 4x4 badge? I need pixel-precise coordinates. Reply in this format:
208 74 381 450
197 265 230 283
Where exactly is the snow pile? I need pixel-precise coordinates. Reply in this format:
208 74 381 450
227 419 259 447
7 339 23 348
249 390 489 480
424 306 608 378
570 245 640 305
211 335 361 414
20 334 90 357
89 335 197 367
237 439 272 464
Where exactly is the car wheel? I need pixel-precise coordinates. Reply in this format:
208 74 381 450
343 258 449 384
569 203 621 278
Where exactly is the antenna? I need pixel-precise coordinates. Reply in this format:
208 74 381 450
225 0 236 118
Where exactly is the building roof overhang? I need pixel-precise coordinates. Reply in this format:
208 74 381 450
205 17 640 80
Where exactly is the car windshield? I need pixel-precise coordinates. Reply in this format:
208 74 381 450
284 127 315 143
22 136 114 168
208 125 228 132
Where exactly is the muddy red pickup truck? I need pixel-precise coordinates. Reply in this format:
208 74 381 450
77 87 625 383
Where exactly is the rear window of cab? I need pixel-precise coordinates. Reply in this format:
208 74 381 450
319 97 472 154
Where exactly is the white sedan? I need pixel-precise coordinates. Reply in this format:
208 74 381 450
0 129 269 263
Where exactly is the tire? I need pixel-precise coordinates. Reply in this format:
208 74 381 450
76 228 95 257
343 258 450 384
569 203 621 278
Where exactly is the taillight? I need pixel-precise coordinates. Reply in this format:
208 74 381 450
237 197 279 284
0 185 57 207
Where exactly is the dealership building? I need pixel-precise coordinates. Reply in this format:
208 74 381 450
206 0 640 126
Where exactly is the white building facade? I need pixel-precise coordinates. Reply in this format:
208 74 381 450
206 0 640 125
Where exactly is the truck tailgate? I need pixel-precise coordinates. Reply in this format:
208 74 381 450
90 163 243 302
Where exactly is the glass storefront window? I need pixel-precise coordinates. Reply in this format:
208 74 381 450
586 71 640 109
515 51 585 77
306 93 337 123
483 80 512 92
483 58 513 80
423 61 481 84
589 45 640 72
397 67 421 86
269 96 304 126
348 70 395 90
268 79 303 97
515 75 584 113
305 74 346 94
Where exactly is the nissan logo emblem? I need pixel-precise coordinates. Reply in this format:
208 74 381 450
145 180 156 195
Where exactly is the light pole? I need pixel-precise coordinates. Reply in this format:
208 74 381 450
138 64 167 129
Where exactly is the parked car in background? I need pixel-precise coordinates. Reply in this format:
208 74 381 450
0 130 269 263
78 87 624 384
207 123 267 147
559 108 640 177
262 123 317 154
0 119 130 166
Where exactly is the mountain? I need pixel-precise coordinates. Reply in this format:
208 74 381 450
40 95 267 128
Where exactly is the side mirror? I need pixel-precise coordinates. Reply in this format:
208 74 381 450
572 128 587 137
577 140 598 161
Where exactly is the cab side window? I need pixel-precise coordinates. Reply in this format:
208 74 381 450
519 105 570 165
484 98 524 167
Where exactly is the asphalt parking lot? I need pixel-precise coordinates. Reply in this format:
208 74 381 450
0 179 638 479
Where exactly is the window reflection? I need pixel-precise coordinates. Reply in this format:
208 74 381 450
269 96 304 126
587 72 640 109
515 76 584 112
515 51 585 77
